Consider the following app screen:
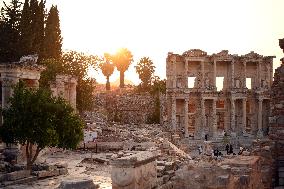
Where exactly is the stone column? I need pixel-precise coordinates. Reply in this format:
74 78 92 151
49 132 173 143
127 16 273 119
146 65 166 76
201 61 205 89
213 60 216 89
70 82 77 110
267 64 270 88
231 60 235 88
242 99 247 134
173 62 177 88
185 60 188 88
201 98 205 133
171 94 176 132
2 77 18 108
243 61 247 88
212 98 217 137
258 61 262 88
230 98 235 132
257 99 263 137
184 98 189 137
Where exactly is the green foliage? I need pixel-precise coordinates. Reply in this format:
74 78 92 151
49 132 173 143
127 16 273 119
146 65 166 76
0 81 84 168
76 78 96 113
100 53 115 90
39 58 64 88
112 48 133 88
61 51 98 113
135 57 155 90
147 95 160 124
43 5 62 60
0 0 22 62
150 76 166 95
39 51 98 113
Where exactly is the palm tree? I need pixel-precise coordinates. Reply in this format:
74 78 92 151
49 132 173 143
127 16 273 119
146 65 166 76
112 48 133 88
100 53 115 90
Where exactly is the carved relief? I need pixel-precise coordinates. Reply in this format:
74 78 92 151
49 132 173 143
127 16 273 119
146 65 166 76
182 49 207 57
243 51 263 59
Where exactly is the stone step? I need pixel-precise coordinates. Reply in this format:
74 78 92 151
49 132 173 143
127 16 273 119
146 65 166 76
2 176 37 186
278 161 284 167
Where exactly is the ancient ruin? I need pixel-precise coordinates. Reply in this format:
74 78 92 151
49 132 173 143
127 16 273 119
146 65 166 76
166 49 275 139
0 56 77 111
50 75 77 110
0 55 45 108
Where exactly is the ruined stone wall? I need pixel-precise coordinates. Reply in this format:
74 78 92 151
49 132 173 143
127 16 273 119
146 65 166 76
269 59 284 186
166 49 275 139
95 92 166 124
50 75 77 110
160 156 264 189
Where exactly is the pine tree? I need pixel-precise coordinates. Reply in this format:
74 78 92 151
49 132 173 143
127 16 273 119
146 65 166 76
0 0 22 62
43 5 62 59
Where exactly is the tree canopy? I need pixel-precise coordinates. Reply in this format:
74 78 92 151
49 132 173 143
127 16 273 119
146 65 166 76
39 51 99 113
0 81 84 169
43 5 62 59
112 48 133 88
135 57 155 91
100 53 115 90
0 0 61 62
0 0 22 62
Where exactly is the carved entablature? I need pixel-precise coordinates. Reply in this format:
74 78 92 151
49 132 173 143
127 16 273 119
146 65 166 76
182 49 207 57
242 51 263 61
167 53 184 63
212 50 234 61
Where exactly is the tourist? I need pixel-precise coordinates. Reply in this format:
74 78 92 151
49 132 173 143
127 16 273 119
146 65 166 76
229 144 233 154
205 134 208 141
238 146 244 155
225 144 229 155
198 146 203 155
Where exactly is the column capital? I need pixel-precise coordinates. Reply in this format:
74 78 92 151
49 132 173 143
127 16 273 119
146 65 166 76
185 98 189 102
1 77 18 87
258 98 263 102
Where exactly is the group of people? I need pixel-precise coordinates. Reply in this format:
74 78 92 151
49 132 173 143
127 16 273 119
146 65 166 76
197 144 245 157
225 144 235 155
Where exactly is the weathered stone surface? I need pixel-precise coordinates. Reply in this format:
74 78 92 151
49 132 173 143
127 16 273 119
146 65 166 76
33 169 59 178
6 170 30 181
57 179 99 189
166 49 274 139
111 151 158 189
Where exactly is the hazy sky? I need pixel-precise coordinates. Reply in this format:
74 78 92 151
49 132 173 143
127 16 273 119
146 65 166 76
2 0 284 84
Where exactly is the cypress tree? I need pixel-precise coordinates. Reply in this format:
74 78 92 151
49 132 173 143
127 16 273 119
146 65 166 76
19 0 32 56
43 5 62 59
0 0 22 62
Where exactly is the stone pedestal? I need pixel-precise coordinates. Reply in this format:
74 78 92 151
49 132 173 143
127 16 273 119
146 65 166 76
111 151 158 189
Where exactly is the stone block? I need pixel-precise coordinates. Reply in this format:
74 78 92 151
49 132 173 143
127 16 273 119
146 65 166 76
157 166 166 177
217 175 229 186
59 168 68 175
165 162 174 171
165 170 175 177
6 170 30 181
55 163 68 169
33 169 59 178
239 175 249 185
162 175 170 183
157 160 165 166
57 179 99 189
